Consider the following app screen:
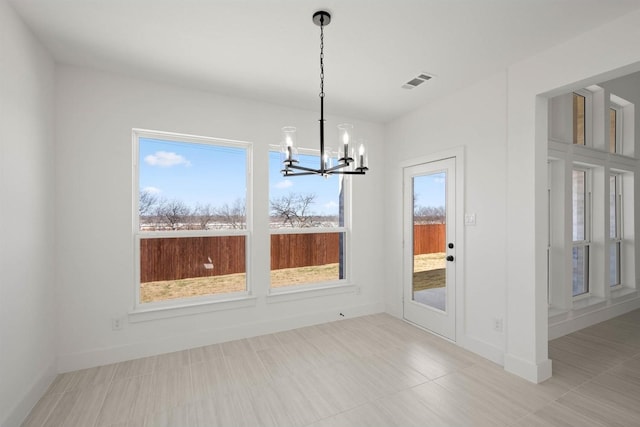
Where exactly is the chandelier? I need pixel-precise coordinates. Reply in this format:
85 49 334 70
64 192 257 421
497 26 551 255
281 10 369 177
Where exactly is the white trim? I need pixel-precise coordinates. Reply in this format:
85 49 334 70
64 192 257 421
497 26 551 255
549 294 640 340
270 227 347 235
504 354 552 384
267 283 359 303
128 295 257 323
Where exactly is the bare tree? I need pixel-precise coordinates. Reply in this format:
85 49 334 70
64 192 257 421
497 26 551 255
156 198 191 230
414 205 446 224
214 198 246 229
270 193 316 227
139 190 158 217
194 203 216 230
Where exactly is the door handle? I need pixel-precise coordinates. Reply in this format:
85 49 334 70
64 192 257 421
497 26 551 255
446 255 454 262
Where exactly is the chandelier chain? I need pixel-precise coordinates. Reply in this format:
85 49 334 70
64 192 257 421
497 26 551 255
319 17 325 99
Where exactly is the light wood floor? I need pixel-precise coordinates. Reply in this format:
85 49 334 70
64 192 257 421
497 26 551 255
22 309 640 426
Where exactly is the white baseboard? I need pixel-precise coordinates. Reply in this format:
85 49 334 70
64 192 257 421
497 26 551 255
549 296 640 340
57 301 384 373
2 360 57 427
504 353 552 383
459 335 505 366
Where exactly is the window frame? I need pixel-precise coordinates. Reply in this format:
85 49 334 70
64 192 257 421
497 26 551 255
573 90 593 147
609 172 623 289
132 128 253 311
609 103 624 154
572 166 592 299
268 145 352 293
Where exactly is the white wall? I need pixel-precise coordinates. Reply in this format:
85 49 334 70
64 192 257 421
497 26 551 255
384 71 509 364
385 9 640 383
54 65 386 371
505 9 640 382
0 1 57 425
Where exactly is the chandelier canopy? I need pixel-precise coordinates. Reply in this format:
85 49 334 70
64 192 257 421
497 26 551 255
281 10 369 177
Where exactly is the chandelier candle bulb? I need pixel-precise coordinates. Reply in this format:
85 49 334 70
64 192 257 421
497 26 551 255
359 144 365 168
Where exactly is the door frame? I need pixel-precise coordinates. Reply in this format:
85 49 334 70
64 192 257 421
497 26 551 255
400 147 465 342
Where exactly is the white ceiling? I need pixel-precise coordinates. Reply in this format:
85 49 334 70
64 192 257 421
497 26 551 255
10 0 640 123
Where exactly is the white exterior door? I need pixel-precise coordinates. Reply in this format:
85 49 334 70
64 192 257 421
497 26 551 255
403 157 456 341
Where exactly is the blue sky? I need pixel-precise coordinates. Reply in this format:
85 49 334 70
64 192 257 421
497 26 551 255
139 137 341 216
413 172 446 209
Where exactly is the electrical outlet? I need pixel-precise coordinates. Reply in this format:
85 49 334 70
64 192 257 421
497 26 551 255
112 317 124 331
493 317 503 332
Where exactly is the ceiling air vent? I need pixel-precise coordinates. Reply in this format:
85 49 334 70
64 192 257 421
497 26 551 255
402 72 433 90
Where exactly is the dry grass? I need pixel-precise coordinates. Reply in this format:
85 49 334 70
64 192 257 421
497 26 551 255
413 252 446 292
140 263 339 303
141 253 447 303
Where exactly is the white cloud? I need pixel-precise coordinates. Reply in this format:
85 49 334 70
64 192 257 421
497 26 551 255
142 186 161 194
275 179 293 190
433 177 445 184
144 151 191 167
324 201 338 209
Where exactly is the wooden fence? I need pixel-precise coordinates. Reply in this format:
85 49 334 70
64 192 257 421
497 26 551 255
413 223 446 255
140 225 443 282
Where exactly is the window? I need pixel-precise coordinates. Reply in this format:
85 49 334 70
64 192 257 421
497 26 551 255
572 168 590 297
573 93 586 145
609 100 624 154
269 150 348 289
609 108 618 153
134 129 251 306
609 174 622 287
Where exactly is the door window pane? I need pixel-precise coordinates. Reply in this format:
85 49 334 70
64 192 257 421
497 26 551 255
412 172 447 312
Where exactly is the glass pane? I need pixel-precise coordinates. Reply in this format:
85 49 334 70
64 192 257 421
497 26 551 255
412 172 447 312
572 246 589 296
138 137 247 231
610 175 618 239
572 170 586 241
269 151 343 228
573 93 586 145
270 232 344 287
140 236 246 303
609 108 617 153
610 242 620 287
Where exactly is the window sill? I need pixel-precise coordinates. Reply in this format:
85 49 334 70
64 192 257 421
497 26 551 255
571 295 607 314
611 287 638 302
129 294 258 323
267 283 359 303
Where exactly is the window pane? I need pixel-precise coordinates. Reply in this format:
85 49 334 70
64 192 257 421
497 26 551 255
139 137 247 231
610 175 618 239
610 242 620 287
269 151 343 228
572 170 586 241
140 236 246 303
269 151 347 288
270 232 344 287
573 94 586 145
572 246 589 296
609 108 617 153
